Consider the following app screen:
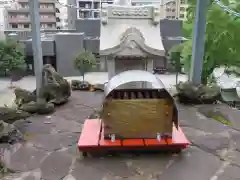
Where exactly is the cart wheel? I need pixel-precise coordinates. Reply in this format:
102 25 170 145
82 151 88 157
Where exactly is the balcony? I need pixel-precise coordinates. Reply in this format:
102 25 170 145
39 8 56 13
8 18 26 23
8 17 56 23
40 17 56 23
18 0 55 3
7 7 55 13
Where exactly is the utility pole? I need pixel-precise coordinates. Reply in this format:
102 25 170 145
190 0 209 85
29 0 43 96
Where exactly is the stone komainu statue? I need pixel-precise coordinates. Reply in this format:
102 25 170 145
40 64 71 104
100 70 178 139
14 64 71 115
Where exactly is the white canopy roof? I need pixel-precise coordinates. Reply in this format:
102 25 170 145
104 70 165 95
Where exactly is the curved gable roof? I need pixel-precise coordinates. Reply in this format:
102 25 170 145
100 19 165 56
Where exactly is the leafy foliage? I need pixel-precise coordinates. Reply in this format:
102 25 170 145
74 49 96 81
169 44 183 72
169 45 183 84
175 0 240 84
0 39 26 76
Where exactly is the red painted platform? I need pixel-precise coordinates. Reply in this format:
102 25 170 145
78 119 190 153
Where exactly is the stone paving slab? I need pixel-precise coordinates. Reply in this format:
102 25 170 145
40 150 73 180
226 150 240 166
158 147 222 180
27 132 79 152
198 104 240 131
192 133 230 153
5 143 47 172
13 117 56 135
228 130 240 151
1 91 240 180
217 165 240 180
179 107 228 134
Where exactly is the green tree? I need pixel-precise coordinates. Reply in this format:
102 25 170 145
179 0 240 84
0 39 26 77
74 49 96 81
169 44 183 85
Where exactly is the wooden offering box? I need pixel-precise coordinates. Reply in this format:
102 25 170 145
101 70 178 139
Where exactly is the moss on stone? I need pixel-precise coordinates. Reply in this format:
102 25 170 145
207 111 232 126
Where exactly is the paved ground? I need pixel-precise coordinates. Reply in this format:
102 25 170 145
1 72 240 180
0 72 187 107
1 91 240 180
1 69 240 107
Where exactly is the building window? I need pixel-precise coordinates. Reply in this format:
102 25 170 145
180 14 185 18
20 3 28 8
10 14 17 18
172 9 175 12
24 24 29 28
79 10 91 18
94 12 100 18
41 23 46 28
79 11 84 18
93 2 100 9
41 15 53 18
78 1 92 8
40 4 53 9
47 24 53 28
11 24 18 28
180 7 185 11
18 14 28 18
180 0 186 4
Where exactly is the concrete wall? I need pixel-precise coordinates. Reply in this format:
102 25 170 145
84 38 100 54
54 33 84 76
67 0 77 29
25 40 55 56
160 19 183 51
75 19 101 37
160 19 183 38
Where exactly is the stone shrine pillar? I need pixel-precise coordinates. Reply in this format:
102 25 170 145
107 56 115 79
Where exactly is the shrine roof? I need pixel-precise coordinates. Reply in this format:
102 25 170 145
100 19 164 55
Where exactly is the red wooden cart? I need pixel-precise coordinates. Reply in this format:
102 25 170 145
78 70 190 156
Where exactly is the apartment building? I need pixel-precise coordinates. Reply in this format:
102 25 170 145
163 0 188 20
5 0 61 30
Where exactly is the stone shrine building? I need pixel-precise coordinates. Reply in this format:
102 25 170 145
100 0 166 83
